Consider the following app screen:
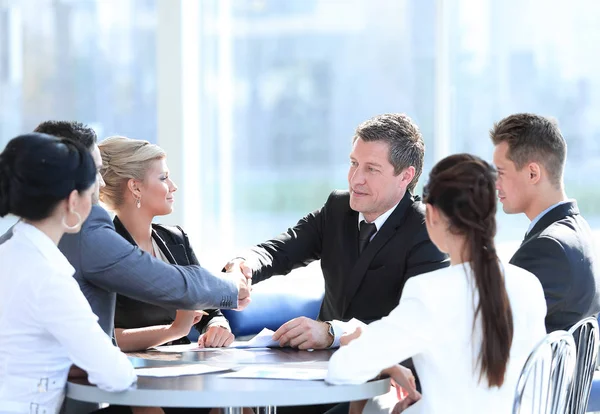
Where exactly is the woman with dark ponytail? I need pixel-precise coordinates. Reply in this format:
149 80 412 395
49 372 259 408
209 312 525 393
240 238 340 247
0 133 136 413
327 154 547 413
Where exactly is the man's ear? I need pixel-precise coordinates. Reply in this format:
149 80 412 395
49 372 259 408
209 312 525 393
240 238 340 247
400 166 416 188
527 162 542 185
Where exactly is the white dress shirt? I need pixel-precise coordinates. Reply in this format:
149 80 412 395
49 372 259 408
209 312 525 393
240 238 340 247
327 261 547 414
326 202 401 347
0 222 136 413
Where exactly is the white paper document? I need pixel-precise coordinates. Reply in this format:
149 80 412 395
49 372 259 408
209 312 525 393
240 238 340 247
230 328 280 349
153 328 280 353
221 366 327 381
135 364 230 377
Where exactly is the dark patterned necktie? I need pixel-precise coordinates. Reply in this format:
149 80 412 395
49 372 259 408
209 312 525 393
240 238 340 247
358 221 377 254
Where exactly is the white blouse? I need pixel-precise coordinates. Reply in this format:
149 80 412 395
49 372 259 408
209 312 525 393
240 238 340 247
327 261 547 414
0 222 136 413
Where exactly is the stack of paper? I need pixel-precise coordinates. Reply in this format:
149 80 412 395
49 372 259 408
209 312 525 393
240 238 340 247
154 328 280 352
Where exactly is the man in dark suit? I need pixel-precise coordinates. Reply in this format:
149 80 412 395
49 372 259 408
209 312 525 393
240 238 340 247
228 113 449 348
491 113 600 332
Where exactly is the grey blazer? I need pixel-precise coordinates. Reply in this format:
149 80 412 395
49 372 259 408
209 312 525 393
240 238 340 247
0 205 238 337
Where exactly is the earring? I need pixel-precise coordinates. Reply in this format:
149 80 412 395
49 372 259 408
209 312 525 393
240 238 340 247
136 198 141 209
62 210 82 231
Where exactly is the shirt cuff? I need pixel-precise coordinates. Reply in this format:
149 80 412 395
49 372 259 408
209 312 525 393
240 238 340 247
203 317 231 333
328 320 348 348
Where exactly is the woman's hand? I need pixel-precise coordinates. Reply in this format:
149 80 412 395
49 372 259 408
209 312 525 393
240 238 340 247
170 310 207 337
382 365 421 413
340 326 363 347
198 326 235 348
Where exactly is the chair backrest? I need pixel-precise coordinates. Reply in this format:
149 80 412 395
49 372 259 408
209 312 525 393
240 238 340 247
513 330 577 414
567 316 600 414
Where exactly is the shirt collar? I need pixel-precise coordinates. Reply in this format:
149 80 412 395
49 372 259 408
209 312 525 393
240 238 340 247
13 221 75 276
526 200 572 235
358 201 400 231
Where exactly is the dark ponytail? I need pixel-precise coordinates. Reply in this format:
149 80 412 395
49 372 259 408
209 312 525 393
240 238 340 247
423 153 513 387
0 154 11 217
0 133 96 220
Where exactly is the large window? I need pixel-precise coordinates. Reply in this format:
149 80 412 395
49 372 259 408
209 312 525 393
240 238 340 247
447 0 600 240
1 0 599 261
191 0 436 262
0 0 157 149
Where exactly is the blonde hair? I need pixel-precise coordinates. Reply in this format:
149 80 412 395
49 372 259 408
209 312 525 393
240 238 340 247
99 136 166 210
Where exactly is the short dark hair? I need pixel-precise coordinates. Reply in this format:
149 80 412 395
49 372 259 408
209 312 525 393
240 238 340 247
0 133 97 220
353 113 425 192
490 113 566 187
34 120 97 150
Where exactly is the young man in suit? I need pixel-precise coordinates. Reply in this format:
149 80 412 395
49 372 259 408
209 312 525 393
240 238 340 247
491 113 600 332
227 113 449 347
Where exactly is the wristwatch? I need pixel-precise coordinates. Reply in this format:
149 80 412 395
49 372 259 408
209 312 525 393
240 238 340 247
325 321 335 347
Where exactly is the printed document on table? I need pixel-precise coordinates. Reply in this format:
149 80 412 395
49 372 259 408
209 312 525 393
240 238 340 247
221 366 327 381
230 328 280 348
136 364 231 377
153 343 209 353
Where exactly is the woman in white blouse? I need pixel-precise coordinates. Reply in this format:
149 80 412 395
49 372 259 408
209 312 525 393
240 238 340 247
327 153 547 413
0 133 136 413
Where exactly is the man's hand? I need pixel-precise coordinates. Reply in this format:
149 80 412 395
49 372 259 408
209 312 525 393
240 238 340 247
272 317 333 350
232 271 252 310
224 258 253 280
340 326 363 347
198 326 235 348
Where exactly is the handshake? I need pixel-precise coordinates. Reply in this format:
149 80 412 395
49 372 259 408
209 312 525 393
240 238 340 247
223 258 253 311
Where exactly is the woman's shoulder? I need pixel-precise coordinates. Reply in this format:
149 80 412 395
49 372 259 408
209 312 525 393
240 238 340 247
152 223 187 244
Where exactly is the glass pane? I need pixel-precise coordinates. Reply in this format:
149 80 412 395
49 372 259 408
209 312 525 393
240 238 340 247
195 0 436 258
448 0 600 241
0 0 157 149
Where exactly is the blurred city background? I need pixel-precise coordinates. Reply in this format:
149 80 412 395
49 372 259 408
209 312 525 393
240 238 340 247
1 0 599 267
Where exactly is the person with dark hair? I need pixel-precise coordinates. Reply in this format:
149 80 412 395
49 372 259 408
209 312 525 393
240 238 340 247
491 113 600 332
226 113 448 413
34 120 98 150
0 120 252 342
0 133 136 413
326 154 547 414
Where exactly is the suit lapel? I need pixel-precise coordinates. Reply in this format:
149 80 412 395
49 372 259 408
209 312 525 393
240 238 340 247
341 192 414 316
151 230 179 265
523 201 579 243
113 216 180 265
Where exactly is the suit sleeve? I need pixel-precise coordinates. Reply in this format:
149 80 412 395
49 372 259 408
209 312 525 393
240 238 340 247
510 236 571 325
327 279 432 384
178 227 231 333
244 197 328 283
79 216 239 310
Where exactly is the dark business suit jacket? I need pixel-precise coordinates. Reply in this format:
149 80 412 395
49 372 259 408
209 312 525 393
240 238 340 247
113 217 230 343
510 201 600 332
247 190 449 324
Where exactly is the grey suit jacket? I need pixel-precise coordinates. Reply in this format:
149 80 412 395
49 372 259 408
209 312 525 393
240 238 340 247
0 205 238 337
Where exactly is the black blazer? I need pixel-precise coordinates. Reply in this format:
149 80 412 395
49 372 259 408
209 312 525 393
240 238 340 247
246 190 449 323
510 201 600 332
113 217 229 344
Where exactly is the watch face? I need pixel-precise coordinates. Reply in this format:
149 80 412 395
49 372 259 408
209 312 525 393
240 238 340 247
328 324 334 336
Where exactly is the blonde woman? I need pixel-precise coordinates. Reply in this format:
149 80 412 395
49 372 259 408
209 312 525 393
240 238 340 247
98 136 234 353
